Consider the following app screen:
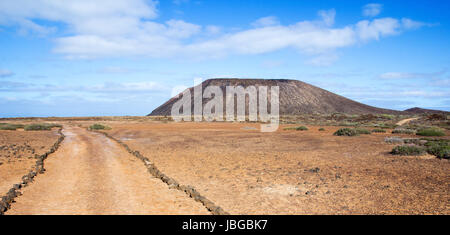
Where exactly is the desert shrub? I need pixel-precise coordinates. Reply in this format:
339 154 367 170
355 128 371 135
334 128 358 136
318 128 325 131
424 140 450 159
373 123 397 129
391 145 426 156
392 128 416 135
379 114 395 120
296 126 308 131
284 126 308 131
371 129 386 133
339 122 359 127
385 137 404 144
88 124 111 130
416 128 445 137
356 114 377 121
403 138 425 145
24 123 61 131
426 144 450 159
0 123 25 130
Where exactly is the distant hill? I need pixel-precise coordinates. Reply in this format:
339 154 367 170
149 78 442 116
404 107 449 114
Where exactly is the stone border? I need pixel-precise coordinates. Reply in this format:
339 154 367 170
95 131 229 215
0 128 65 215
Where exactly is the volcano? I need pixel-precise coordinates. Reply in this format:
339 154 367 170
149 78 432 116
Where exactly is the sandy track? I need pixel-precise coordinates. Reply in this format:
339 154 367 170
6 126 209 215
396 118 419 126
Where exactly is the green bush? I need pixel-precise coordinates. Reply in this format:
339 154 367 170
427 145 450 159
318 128 325 131
374 123 397 129
0 123 25 130
334 128 358 136
339 122 359 127
379 114 395 120
284 126 308 131
391 145 426 156
371 129 386 133
355 128 371 135
416 128 445 137
424 140 449 159
88 124 111 130
392 128 416 135
24 123 61 131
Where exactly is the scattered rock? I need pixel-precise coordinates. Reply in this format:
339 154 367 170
308 167 320 173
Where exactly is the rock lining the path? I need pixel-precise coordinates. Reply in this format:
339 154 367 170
96 130 229 215
0 128 65 215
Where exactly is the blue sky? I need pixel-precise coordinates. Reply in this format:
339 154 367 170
0 0 449 117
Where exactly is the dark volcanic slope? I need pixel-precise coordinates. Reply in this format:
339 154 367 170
149 78 402 116
404 107 449 114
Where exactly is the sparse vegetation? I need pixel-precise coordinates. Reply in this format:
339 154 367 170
372 123 398 129
391 145 426 156
284 126 308 131
392 128 416 135
88 124 111 130
424 139 449 159
416 127 445 137
388 137 449 159
380 114 395 120
334 128 358 136
355 128 371 135
318 128 325 131
338 122 359 127
24 123 62 131
0 123 25 130
385 137 404 144
371 129 386 133
426 113 447 121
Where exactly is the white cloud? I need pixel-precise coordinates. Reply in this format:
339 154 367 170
380 71 445 79
356 18 400 40
318 9 336 27
363 3 382 17
205 25 221 35
251 16 280 28
0 0 158 35
401 18 429 29
0 1 431 65
0 69 14 78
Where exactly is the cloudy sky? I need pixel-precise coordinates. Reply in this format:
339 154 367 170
0 0 449 117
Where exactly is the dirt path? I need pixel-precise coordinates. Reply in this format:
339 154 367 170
396 117 419 126
6 126 209 215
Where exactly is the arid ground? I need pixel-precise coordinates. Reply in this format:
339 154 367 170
0 117 449 215
0 130 59 196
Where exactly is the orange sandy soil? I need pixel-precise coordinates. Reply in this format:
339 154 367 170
7 126 208 215
102 122 449 215
0 130 60 196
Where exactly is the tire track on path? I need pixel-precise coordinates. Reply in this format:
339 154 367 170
6 126 209 215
